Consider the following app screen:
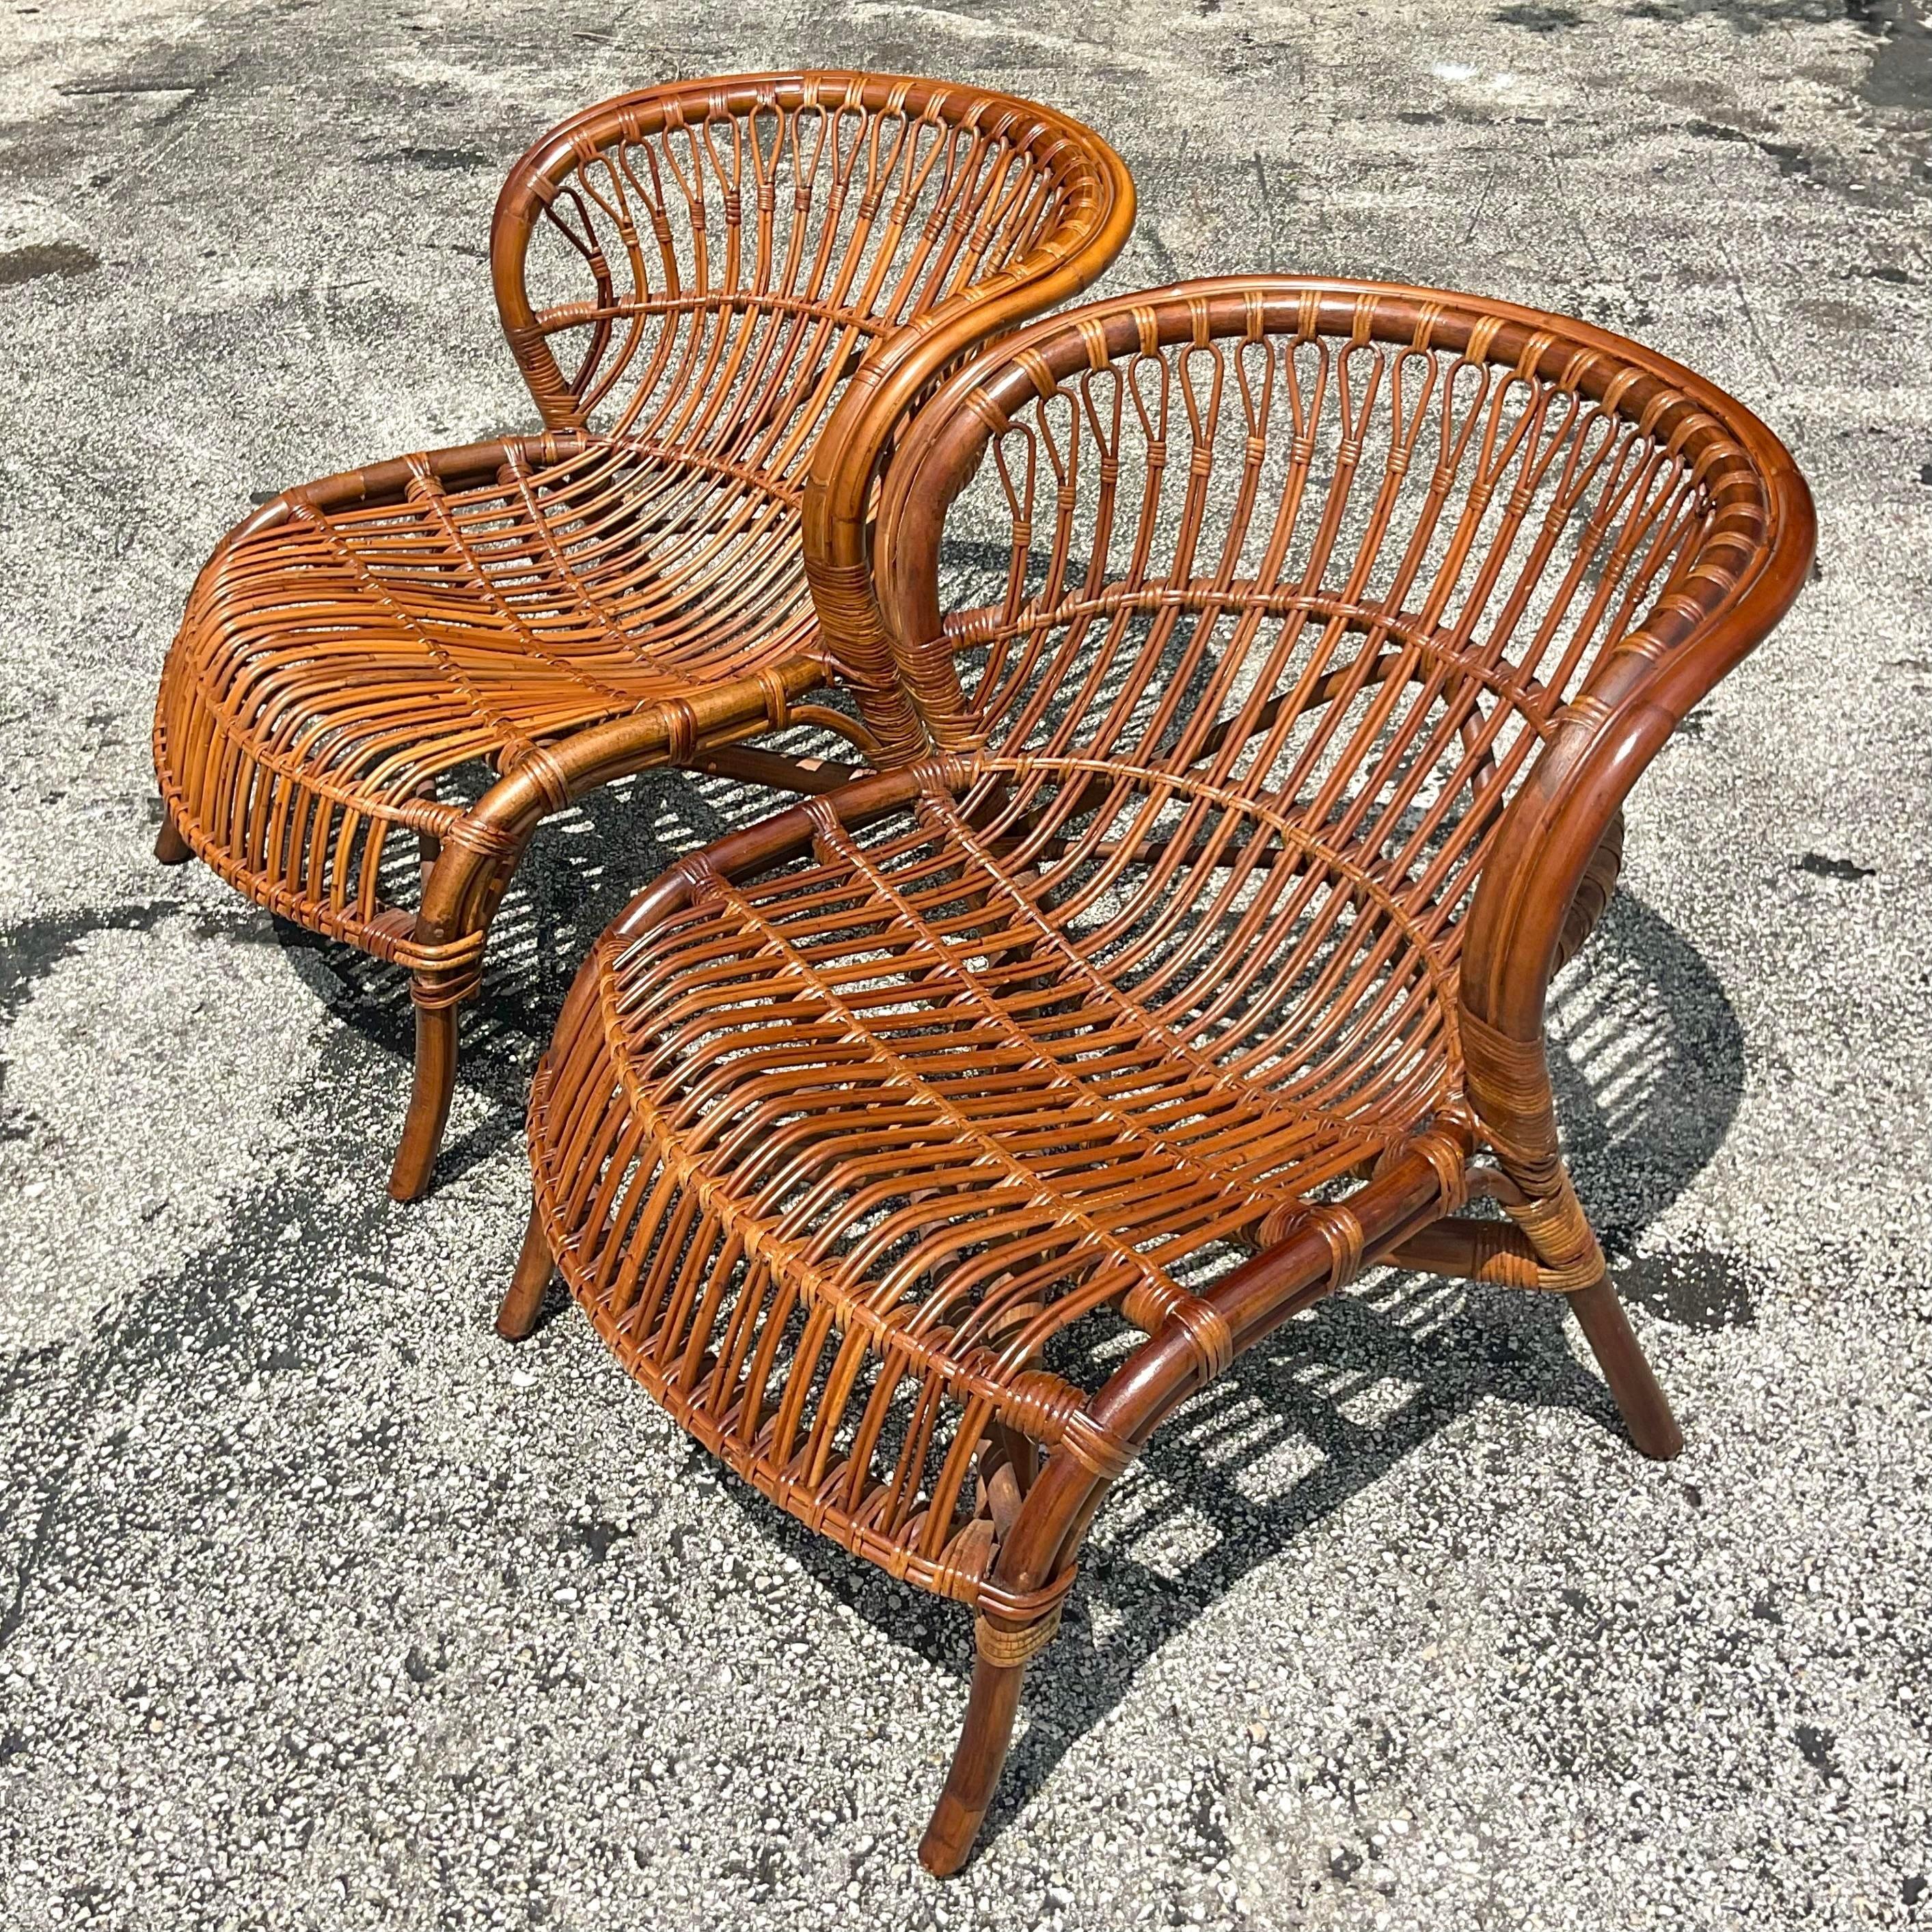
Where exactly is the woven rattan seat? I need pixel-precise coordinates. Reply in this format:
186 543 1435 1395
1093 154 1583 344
165 437 817 862
151 72 1133 1199
501 277 1814 1871
524 753 1446 1557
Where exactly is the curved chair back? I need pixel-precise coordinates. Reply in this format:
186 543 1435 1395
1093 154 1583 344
871 277 1813 1037
491 71 1128 464
490 72 1134 752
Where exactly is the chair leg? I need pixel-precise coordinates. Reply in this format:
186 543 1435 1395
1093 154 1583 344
1488 1155 1682 1462
1564 1273 1684 1462
918 1649 1031 1878
495 1200 555 1341
387 994 459 1202
417 822 441 903
155 804 192 865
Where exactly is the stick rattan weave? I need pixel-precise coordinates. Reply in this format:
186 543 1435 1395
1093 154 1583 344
150 72 1133 1197
503 275 1814 1872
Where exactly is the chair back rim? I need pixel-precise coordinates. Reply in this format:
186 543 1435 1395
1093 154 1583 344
874 271 1813 751
490 70 1136 434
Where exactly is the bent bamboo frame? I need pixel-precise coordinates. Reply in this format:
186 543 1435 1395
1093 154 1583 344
511 273 1812 1871
150 71 1134 1197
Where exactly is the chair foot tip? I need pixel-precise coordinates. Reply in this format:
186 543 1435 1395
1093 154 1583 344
1636 1424 1686 1462
916 1835 966 1880
916 1797 981 1878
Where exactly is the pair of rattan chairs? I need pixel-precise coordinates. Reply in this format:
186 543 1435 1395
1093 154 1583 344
152 72 1814 1873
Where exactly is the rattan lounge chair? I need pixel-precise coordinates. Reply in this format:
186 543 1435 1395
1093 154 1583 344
498 277 1814 1870
151 72 1133 1198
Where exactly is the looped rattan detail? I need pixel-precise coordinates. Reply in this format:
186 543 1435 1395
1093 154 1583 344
1459 1006 1562 1186
1411 1128 1473 1217
992 1368 1086 1443
973 1609 1061 1667
975 1565 1082 1627
440 817 525 863
498 742 573 815
1120 1281 1236 1380
1056 1408 1139 1482
756 666 791 731
1501 1171 1607 1291
405 953 488 1011
1304 1202 1368 1289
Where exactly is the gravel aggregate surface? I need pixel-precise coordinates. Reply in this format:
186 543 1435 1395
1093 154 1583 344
2 1 1930 1927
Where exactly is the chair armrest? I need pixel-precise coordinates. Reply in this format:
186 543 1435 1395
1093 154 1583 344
1456 444 1816 1160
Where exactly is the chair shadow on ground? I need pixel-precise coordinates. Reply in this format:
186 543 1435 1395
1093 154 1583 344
273 767 1751 1852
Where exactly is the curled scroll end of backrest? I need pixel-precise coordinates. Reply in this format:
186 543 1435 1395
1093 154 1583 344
491 118 609 431
867 355 1055 756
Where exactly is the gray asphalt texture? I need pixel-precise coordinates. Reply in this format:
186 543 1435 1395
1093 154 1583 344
3 2 1931 1927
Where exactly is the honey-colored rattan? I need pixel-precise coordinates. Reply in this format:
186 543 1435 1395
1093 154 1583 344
151 72 1134 1197
505 277 1814 1870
